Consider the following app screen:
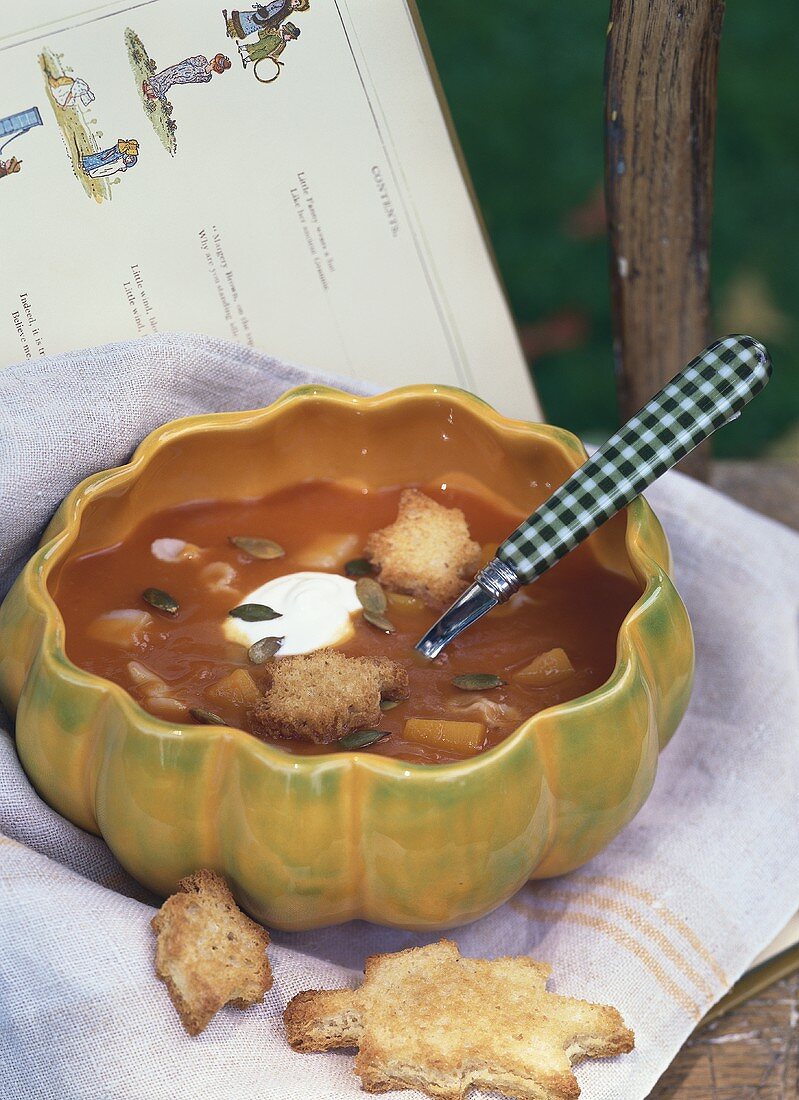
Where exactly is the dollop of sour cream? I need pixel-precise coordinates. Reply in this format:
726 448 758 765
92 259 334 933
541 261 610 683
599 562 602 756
223 571 362 655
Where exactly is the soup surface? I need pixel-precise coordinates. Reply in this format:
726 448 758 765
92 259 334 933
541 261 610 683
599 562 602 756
52 479 642 764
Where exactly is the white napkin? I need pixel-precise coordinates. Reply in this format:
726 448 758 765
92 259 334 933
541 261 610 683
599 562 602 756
1 334 797 1100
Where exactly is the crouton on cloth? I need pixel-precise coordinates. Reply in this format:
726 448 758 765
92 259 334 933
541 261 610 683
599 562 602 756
152 870 273 1036
285 939 634 1099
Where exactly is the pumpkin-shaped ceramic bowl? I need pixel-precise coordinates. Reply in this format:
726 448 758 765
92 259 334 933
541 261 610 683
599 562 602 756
0 386 693 930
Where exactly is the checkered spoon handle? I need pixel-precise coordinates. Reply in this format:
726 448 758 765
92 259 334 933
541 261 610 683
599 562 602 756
415 335 772 658
496 334 772 584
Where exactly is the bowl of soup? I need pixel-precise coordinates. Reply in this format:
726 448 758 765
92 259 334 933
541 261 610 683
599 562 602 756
0 385 693 929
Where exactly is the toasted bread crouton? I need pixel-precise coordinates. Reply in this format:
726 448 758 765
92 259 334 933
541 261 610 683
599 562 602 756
250 649 409 744
151 869 272 1036
365 490 481 606
284 939 634 1100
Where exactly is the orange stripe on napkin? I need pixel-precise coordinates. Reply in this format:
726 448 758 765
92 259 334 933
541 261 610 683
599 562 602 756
532 887 716 1000
574 874 728 985
509 898 703 1019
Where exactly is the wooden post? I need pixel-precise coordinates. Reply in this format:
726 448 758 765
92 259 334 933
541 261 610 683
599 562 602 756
605 0 725 478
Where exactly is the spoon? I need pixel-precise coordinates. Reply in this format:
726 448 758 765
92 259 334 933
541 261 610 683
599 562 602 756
415 334 772 659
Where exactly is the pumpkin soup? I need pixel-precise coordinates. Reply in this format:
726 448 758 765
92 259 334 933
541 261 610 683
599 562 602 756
51 479 641 764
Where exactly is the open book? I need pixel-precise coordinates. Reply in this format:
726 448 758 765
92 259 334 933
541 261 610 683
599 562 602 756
0 0 540 419
702 913 799 1024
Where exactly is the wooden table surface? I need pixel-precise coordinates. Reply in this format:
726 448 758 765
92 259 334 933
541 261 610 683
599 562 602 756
651 971 799 1098
648 459 799 1099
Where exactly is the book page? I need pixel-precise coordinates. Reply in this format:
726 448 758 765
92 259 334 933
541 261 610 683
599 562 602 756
749 911 799 970
0 0 540 419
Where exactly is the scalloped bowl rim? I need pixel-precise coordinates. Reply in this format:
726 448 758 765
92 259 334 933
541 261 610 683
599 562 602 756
23 383 670 780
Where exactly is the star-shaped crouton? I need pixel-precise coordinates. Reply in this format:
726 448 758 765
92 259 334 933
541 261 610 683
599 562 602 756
250 649 409 744
365 489 481 606
151 869 272 1036
284 940 634 1100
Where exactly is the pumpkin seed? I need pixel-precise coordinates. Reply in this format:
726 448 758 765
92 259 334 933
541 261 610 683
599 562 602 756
363 609 396 634
344 558 374 578
355 576 387 615
229 603 282 622
142 587 179 615
337 728 390 750
451 673 507 691
228 536 285 560
248 636 284 664
379 698 401 711
190 707 226 725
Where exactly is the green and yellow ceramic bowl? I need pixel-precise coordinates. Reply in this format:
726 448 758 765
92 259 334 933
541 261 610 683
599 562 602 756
0 386 693 930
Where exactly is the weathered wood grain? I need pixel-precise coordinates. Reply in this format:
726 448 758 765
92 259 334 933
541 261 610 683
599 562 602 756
605 0 725 479
649 971 799 1098
710 461 799 532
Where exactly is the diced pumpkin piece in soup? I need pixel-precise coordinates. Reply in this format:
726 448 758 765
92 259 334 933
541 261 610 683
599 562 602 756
205 668 261 710
403 718 485 754
87 609 154 647
514 647 575 687
297 532 360 570
386 591 425 613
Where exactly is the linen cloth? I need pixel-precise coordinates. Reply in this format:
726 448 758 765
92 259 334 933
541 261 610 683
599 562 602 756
1 333 797 1100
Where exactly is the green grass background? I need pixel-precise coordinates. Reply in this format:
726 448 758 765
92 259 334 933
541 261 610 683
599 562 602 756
418 1 798 457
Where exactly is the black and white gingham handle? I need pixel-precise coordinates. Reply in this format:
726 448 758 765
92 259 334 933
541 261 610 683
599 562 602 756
497 335 772 583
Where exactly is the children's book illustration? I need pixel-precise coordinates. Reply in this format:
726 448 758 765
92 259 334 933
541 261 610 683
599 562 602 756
143 53 231 101
240 22 300 81
81 138 138 178
0 156 23 179
47 74 95 110
39 48 134 203
0 0 541 417
0 107 42 179
224 0 308 38
126 28 230 156
223 2 309 82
